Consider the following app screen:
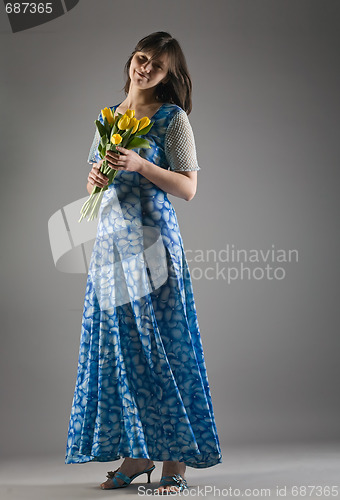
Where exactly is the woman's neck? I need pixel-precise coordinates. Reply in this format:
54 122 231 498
121 85 158 110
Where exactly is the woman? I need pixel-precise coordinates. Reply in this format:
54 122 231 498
65 31 222 494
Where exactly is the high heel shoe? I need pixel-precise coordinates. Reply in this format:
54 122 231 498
100 464 155 489
157 473 188 493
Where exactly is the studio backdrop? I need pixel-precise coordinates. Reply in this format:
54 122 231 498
1 0 339 460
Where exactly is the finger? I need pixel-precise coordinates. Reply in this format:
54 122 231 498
97 174 109 184
94 179 108 187
107 156 125 168
105 160 116 170
89 177 107 188
116 146 128 155
106 157 117 166
93 164 106 175
89 170 108 186
106 151 120 160
92 166 102 176
93 169 109 182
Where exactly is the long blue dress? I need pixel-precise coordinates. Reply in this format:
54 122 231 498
65 102 222 468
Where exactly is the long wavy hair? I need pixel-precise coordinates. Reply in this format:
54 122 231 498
123 31 193 115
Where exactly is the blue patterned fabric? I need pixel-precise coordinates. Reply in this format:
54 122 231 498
65 103 222 468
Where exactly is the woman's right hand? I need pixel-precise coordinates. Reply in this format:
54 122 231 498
87 160 109 188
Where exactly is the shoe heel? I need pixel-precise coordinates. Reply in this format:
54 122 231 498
146 468 153 483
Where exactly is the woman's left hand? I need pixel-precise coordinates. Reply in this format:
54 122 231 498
105 147 144 173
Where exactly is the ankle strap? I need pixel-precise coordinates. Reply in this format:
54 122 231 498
114 471 132 483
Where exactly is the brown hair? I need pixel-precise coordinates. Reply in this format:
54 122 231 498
123 31 193 114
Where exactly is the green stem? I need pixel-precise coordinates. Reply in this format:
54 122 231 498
90 191 103 220
79 192 95 222
88 190 102 220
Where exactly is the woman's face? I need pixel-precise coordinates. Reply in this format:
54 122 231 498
129 50 170 91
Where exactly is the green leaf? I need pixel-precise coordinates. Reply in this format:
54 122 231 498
92 185 102 194
107 143 118 153
126 137 151 150
103 117 112 134
121 127 134 148
106 168 118 184
137 121 154 136
100 184 109 193
95 120 107 138
120 128 130 138
110 116 120 138
101 135 108 148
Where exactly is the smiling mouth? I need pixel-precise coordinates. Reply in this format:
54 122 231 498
136 70 148 80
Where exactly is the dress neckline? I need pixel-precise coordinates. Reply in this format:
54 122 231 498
113 102 166 121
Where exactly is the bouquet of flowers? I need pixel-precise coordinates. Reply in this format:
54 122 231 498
78 107 154 222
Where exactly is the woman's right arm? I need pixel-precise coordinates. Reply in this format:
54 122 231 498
86 160 109 194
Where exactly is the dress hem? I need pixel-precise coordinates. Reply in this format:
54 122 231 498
65 452 222 469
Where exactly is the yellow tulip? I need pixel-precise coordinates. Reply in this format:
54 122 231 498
129 117 139 134
111 134 122 145
138 116 151 131
101 107 115 125
118 114 131 130
125 109 135 119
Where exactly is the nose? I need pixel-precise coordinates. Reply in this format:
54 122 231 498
142 60 152 73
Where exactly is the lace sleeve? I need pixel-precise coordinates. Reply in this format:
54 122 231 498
164 110 201 171
87 110 102 164
87 127 100 164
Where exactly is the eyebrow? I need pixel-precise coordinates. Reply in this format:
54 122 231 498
138 52 165 67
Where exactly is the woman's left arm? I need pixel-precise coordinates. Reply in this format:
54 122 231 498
106 149 197 201
139 160 197 201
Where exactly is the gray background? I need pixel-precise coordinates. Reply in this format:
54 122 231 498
1 0 339 461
